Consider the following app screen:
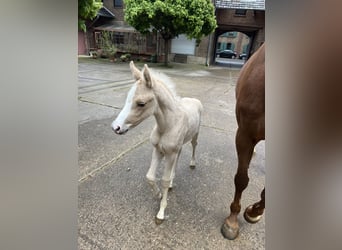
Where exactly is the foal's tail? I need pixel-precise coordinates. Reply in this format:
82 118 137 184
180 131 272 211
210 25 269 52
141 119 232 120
195 99 204 128
195 98 204 114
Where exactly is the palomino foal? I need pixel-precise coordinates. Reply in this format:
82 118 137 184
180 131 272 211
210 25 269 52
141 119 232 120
221 44 265 240
111 61 203 224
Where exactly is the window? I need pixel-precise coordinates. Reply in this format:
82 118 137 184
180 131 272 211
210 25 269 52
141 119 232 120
228 31 237 38
217 42 222 50
113 32 124 44
235 9 247 16
114 0 123 8
94 32 102 48
243 44 248 54
222 32 237 38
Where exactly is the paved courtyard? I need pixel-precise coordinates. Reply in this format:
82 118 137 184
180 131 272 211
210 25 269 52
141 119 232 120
78 58 265 249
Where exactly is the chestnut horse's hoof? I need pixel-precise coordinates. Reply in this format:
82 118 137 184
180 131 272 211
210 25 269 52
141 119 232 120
189 164 196 169
221 222 239 240
155 216 164 225
243 205 262 224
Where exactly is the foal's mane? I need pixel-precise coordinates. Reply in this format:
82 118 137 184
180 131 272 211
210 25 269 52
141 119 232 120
149 69 179 99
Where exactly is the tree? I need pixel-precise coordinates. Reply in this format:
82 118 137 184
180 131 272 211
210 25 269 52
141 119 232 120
124 0 217 65
78 0 102 32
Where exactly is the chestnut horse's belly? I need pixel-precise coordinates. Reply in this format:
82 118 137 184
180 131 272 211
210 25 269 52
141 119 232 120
235 44 265 142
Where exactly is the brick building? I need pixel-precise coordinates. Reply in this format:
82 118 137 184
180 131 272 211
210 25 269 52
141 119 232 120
79 0 265 65
216 31 249 55
83 1 159 58
214 0 265 60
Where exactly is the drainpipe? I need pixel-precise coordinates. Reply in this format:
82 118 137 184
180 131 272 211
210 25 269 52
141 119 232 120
156 31 159 60
206 33 213 66
86 15 100 55
206 5 217 67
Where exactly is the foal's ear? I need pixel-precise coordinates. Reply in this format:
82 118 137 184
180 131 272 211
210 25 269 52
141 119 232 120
129 61 141 80
142 64 153 88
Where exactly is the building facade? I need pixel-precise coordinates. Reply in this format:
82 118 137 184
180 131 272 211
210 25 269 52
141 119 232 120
80 0 265 65
215 0 265 57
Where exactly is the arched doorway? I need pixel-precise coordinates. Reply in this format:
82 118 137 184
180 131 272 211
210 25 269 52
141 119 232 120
215 31 251 65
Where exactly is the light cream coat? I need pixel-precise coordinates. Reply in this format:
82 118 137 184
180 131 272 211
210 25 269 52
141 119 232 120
112 61 203 223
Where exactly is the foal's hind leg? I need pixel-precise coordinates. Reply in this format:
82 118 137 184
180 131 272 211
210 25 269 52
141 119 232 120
189 133 198 169
244 188 265 223
169 148 181 189
221 128 257 240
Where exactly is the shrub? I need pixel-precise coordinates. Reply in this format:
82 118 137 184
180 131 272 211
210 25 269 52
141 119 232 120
120 53 131 62
99 31 117 59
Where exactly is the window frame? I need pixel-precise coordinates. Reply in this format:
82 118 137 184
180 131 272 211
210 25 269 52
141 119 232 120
114 0 123 8
235 9 247 16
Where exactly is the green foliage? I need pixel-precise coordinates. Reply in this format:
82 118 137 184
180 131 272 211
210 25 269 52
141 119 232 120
78 0 102 31
120 53 132 62
99 31 117 58
123 0 217 41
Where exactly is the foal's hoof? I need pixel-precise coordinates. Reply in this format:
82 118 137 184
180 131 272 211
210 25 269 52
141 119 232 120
168 183 175 191
189 164 196 169
155 216 164 225
243 205 262 224
221 222 239 240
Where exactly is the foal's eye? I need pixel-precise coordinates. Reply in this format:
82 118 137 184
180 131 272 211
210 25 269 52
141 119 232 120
137 102 146 107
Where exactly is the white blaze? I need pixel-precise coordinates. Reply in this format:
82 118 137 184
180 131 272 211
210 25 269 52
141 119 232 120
111 84 136 133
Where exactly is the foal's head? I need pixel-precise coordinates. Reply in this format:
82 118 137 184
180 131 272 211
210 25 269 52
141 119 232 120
112 61 157 134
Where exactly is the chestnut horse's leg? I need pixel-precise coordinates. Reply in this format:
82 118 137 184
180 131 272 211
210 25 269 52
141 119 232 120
221 127 257 240
244 188 265 223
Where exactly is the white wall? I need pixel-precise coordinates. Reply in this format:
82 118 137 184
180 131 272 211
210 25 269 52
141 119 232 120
171 34 196 55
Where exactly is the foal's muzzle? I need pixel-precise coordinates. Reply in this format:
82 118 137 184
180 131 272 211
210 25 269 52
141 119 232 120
112 125 127 135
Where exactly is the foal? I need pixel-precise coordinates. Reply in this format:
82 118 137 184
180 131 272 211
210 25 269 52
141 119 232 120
112 61 203 224
221 44 265 240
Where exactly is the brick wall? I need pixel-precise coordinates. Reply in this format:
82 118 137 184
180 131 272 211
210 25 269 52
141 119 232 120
103 0 125 21
215 9 265 55
91 1 265 64
216 9 264 28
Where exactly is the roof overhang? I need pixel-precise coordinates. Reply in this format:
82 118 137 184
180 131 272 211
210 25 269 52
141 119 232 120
94 23 137 33
98 6 115 18
215 0 265 10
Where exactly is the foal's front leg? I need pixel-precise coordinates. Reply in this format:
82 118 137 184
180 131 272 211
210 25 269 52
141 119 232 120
146 147 163 199
169 148 181 189
155 151 179 224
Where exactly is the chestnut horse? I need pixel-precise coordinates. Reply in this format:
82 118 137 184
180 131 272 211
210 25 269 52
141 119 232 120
221 44 265 240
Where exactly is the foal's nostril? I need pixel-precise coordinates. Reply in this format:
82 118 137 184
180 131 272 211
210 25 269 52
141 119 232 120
112 125 120 132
